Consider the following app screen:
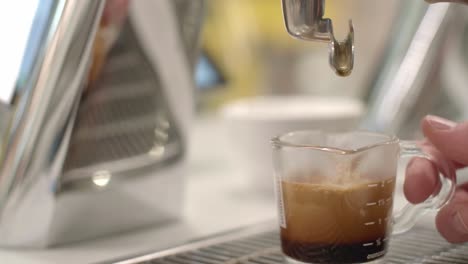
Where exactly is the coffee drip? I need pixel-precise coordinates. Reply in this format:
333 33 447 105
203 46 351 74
282 0 355 76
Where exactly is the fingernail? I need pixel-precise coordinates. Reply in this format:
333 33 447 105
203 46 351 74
426 115 456 131
452 211 468 235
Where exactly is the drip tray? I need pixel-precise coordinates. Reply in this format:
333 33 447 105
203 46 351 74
111 221 468 264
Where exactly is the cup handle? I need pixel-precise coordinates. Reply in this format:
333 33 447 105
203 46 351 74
392 140 456 234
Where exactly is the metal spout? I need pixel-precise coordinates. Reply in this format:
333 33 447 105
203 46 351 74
281 0 354 76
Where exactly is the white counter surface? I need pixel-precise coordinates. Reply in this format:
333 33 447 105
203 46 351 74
0 117 440 264
0 117 277 264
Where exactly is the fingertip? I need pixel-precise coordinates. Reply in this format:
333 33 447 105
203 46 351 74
422 115 468 166
404 157 438 204
436 190 468 243
436 208 463 243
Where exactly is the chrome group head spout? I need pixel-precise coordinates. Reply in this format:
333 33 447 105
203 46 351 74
282 0 354 76
329 20 354 76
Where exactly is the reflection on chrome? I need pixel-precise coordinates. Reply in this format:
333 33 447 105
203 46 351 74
154 128 169 142
148 145 165 157
92 170 112 187
156 112 170 130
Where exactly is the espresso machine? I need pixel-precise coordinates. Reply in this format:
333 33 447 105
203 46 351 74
0 0 203 247
0 0 466 250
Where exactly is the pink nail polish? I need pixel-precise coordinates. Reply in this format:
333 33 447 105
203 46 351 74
426 115 456 131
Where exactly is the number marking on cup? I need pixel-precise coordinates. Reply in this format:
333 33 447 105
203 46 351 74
364 221 375 226
366 202 377 206
368 183 378 188
363 242 374 247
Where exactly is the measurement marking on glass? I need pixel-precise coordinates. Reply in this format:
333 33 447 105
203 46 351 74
386 198 392 202
365 222 376 226
368 183 378 188
386 179 394 184
366 202 377 206
363 243 374 247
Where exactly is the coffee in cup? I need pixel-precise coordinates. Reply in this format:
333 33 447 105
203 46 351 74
271 130 456 264
280 176 395 263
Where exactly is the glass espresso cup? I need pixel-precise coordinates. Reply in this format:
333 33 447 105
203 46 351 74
271 130 455 264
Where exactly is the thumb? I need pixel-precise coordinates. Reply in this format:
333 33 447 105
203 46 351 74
422 115 468 166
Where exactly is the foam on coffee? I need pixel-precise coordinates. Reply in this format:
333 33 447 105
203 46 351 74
280 176 395 263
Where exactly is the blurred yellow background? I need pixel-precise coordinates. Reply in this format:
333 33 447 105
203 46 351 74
199 0 401 111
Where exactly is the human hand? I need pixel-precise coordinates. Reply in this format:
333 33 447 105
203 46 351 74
404 115 468 243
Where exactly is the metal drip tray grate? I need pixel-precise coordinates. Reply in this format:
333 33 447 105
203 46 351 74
112 221 468 264
61 20 183 184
